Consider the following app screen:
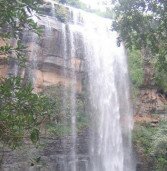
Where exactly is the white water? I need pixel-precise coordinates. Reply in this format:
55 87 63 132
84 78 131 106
69 25 77 171
68 8 134 171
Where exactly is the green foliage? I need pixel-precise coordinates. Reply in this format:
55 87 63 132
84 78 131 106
0 41 27 66
0 1 55 154
128 48 144 99
154 57 167 91
39 3 69 23
128 48 144 88
0 0 42 64
113 0 167 50
0 77 50 149
30 129 40 144
0 0 42 38
46 123 71 137
133 121 167 170
133 123 155 155
0 2 53 161
113 0 167 89
41 84 71 124
42 85 89 136
55 5 69 22
151 122 167 170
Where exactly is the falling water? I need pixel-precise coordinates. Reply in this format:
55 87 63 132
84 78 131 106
69 25 77 171
68 8 134 171
28 33 39 87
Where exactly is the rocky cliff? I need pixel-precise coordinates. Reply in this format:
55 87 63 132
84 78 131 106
0 2 86 93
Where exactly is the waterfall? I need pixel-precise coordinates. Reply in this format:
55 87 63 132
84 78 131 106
68 8 134 171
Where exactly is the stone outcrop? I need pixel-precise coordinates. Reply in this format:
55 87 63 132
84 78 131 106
135 87 167 115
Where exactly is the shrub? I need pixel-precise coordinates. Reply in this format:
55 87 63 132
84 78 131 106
133 121 167 170
0 77 50 149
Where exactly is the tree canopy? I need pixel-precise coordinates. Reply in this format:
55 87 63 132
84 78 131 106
0 77 50 149
0 0 50 152
113 0 167 89
113 0 167 51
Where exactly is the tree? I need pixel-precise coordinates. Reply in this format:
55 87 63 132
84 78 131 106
0 77 50 149
113 0 166 52
112 0 167 88
0 0 51 154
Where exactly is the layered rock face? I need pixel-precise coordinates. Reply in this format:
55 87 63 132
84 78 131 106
0 4 85 93
28 16 85 92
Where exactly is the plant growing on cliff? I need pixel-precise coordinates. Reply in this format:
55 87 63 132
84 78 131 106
128 48 144 98
39 2 69 23
133 121 167 170
151 122 167 170
41 85 89 136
